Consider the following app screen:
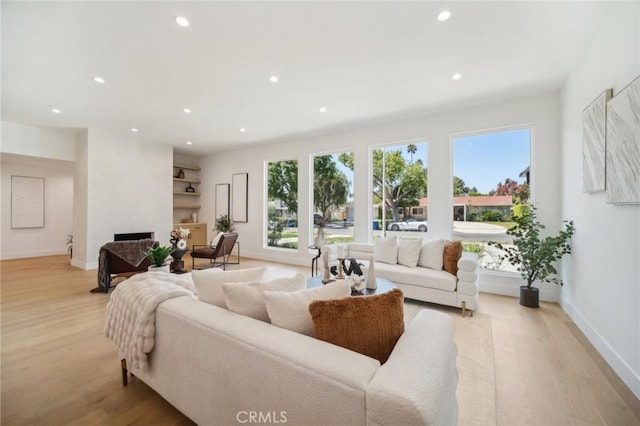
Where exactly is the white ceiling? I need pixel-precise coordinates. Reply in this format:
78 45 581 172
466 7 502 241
2 1 610 155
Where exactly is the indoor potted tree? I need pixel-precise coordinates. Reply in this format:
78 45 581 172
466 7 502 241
489 206 575 307
143 245 174 272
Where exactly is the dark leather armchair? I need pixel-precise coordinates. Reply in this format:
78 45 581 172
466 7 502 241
191 232 239 270
95 239 158 293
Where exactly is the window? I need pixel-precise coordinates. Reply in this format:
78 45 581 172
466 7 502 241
452 127 531 271
371 141 428 241
266 159 298 249
312 152 354 245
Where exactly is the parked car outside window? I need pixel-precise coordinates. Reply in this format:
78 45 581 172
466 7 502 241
387 218 428 232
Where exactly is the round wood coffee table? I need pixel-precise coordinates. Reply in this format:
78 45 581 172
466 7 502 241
306 275 396 296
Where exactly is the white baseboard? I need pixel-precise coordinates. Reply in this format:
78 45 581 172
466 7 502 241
561 296 640 399
69 259 98 270
1 249 68 260
479 271 560 302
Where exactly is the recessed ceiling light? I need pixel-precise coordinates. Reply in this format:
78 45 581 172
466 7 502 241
183 108 191 114
452 73 462 80
240 128 247 132
186 141 193 145
319 107 327 113
437 10 451 21
175 16 190 27
131 128 139 132
269 75 279 83
51 108 61 114
94 76 105 84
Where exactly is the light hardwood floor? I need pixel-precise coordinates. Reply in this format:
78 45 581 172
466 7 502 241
1 255 639 425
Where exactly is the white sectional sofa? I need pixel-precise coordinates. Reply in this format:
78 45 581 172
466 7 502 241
346 241 480 316
124 292 459 425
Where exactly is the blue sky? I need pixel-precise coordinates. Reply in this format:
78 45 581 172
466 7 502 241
328 127 529 196
453 128 530 194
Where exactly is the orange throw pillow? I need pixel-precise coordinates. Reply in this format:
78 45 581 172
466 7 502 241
308 289 405 364
443 240 463 275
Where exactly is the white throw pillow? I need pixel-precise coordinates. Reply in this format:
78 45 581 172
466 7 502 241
373 236 398 265
192 266 267 308
223 273 306 322
211 231 223 246
418 238 445 270
264 280 351 336
397 238 422 268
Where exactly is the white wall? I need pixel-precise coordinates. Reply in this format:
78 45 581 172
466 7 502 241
0 121 77 259
72 128 174 269
201 91 563 302
0 154 74 259
560 2 640 398
1 121 77 161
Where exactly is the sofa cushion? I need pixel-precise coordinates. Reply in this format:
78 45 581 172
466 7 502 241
309 288 405 364
443 241 463 276
264 280 351 336
397 238 422 268
192 266 267 308
361 260 457 292
373 236 398 265
223 273 306 322
417 238 445 270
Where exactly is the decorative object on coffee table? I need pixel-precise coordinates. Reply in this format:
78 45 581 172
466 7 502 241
488 205 574 307
336 245 345 279
347 274 365 293
321 245 333 284
366 255 377 290
307 276 396 297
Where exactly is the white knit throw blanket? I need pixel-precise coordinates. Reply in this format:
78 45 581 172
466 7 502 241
105 271 196 370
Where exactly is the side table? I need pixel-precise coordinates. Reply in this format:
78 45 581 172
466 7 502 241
309 245 321 276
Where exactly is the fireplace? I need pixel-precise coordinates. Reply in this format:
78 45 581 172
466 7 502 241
113 232 155 241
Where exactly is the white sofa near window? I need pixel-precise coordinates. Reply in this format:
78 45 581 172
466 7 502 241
346 240 480 316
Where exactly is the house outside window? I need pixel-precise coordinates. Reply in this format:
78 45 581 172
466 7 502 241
369 141 428 241
312 152 355 246
266 159 298 250
451 127 532 271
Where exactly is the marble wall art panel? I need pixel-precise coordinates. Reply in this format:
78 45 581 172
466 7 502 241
232 173 248 223
606 76 640 204
11 176 45 228
582 89 611 192
215 183 230 220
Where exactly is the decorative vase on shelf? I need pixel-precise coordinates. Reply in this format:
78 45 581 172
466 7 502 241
191 213 198 223
176 169 185 179
366 256 377 290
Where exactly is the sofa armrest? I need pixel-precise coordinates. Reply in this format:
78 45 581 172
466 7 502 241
366 309 458 426
458 251 479 272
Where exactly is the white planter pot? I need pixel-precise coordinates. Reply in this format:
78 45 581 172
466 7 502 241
148 264 170 273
